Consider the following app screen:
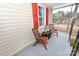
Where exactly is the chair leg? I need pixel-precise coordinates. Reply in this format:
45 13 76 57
33 41 38 46
42 43 48 50
56 32 58 38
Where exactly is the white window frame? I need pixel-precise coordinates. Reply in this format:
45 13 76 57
38 4 46 28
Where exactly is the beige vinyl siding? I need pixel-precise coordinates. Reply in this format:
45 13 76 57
48 7 53 24
0 3 35 56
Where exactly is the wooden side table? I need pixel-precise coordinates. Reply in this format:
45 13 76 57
42 31 51 40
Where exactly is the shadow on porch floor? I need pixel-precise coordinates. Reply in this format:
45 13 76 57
14 32 72 56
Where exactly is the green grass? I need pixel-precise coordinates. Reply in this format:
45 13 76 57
70 38 75 47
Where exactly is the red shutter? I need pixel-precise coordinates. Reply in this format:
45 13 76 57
32 3 39 29
46 8 48 26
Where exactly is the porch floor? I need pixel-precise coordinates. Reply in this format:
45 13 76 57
14 32 72 56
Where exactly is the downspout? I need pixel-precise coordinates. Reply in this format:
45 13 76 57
68 3 79 41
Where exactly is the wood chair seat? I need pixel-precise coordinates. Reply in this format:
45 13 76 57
37 36 48 44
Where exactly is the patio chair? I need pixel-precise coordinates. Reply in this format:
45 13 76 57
49 24 58 38
32 28 48 50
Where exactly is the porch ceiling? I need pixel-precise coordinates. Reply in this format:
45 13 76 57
46 3 73 9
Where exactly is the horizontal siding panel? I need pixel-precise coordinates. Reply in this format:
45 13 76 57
0 28 32 40
0 30 33 56
0 33 31 49
0 12 32 16
0 3 34 56
0 4 32 11
0 24 32 31
0 28 32 37
0 20 33 23
0 16 32 20
0 7 32 14
0 4 32 12
0 23 32 28
0 23 32 29
0 40 27 55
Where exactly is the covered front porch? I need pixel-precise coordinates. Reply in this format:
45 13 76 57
0 3 79 56
14 32 72 56
14 3 79 56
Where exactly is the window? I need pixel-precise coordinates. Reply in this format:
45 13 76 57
38 5 46 27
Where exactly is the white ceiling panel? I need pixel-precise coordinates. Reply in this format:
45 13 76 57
46 3 73 9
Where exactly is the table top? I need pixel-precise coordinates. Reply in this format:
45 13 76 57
42 31 51 35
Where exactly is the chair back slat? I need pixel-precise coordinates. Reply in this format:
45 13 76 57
49 24 54 31
32 28 40 40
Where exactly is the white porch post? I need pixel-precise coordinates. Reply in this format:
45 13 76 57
48 7 53 24
69 3 79 41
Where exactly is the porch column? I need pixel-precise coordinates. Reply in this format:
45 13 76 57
48 7 53 24
69 3 78 41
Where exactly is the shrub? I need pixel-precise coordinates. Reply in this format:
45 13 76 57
70 38 75 47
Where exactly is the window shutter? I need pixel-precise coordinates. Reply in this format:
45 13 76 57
32 3 39 29
46 8 48 26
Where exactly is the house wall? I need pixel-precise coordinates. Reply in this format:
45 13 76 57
0 3 35 56
0 3 52 56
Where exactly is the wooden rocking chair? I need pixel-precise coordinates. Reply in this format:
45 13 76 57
49 24 58 38
32 28 48 50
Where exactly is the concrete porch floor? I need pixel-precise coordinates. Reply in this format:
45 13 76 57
14 32 72 56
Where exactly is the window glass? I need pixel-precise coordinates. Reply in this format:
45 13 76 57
38 6 45 26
